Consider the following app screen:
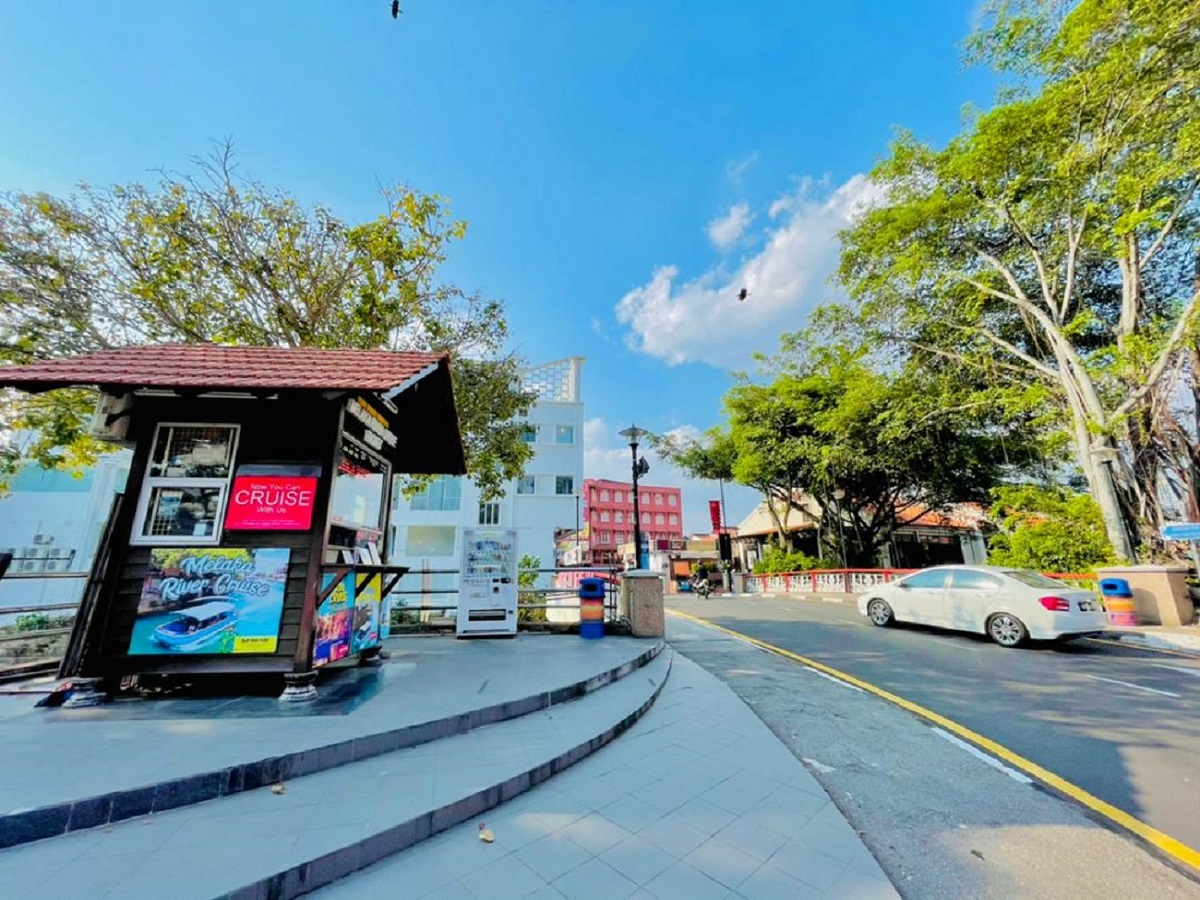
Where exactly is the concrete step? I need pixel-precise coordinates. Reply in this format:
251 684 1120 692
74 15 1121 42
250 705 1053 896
0 638 664 850
0 651 673 900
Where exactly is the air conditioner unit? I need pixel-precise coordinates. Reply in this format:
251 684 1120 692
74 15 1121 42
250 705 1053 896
22 547 42 560
19 558 43 572
42 558 68 573
88 391 134 442
32 533 54 546
46 547 70 559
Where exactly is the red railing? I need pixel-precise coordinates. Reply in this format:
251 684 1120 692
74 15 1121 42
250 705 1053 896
745 568 1098 594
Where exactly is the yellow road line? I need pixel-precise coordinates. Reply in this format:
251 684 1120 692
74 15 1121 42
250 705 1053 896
667 608 1200 873
1083 636 1200 660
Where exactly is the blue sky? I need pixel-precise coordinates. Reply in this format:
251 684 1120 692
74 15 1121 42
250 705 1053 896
0 1 994 532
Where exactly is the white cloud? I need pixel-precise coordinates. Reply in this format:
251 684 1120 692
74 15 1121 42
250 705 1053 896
583 417 760 534
725 152 759 185
614 174 883 368
706 202 752 252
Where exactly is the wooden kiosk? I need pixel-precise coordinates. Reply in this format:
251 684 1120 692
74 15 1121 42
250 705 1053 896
0 344 466 703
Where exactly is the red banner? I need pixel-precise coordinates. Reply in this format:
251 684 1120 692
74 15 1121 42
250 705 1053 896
709 500 723 532
225 475 318 531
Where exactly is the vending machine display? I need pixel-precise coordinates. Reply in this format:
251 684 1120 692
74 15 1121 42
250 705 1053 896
456 528 519 637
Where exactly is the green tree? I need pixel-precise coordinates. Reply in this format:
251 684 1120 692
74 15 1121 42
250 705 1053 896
987 484 1118 572
516 554 545 623
836 0 1200 560
0 144 533 497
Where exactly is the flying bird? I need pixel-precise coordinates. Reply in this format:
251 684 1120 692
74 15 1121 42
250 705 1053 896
737 287 749 302
391 1 401 18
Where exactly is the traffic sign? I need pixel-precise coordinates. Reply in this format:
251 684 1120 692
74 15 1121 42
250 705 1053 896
1161 522 1200 541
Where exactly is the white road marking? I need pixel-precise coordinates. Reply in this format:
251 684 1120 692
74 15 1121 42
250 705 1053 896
1083 674 1181 698
1150 664 1200 678
931 727 1033 784
804 667 867 693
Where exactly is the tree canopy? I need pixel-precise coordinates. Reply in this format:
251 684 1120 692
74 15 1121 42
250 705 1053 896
0 145 534 497
833 0 1200 560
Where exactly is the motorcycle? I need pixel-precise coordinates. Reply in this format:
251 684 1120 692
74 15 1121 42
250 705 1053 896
691 576 712 599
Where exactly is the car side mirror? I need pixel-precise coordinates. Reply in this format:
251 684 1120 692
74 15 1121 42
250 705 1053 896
896 582 910 590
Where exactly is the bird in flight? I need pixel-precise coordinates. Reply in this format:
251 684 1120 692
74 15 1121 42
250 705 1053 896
737 288 749 302
391 1 401 18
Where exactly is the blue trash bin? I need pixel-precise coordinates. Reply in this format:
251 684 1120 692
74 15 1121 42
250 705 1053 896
1099 578 1132 598
579 577 606 639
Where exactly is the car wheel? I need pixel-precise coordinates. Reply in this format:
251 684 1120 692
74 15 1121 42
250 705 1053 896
866 599 894 627
987 613 1028 648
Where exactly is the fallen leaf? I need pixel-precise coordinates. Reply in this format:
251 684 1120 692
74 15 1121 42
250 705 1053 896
971 849 984 860
478 822 495 843
270 783 287 795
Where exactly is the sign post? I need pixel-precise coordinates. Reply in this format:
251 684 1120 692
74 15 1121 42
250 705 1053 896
1160 523 1200 582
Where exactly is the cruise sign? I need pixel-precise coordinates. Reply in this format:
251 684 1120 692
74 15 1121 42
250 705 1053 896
225 468 320 531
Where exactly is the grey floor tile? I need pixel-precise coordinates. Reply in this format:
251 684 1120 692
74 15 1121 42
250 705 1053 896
600 795 665 834
552 857 640 900
516 833 594 882
672 798 739 837
598 835 676 886
458 853 547 899
484 808 559 852
421 881 477 900
560 812 633 855
638 816 710 859
737 863 823 900
826 867 900 899
788 815 861 864
712 817 789 863
524 887 567 900
643 861 731 900
633 778 693 814
683 837 763 890
765 838 848 892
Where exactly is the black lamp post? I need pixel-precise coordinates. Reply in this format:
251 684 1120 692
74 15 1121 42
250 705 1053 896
619 425 649 569
833 486 848 569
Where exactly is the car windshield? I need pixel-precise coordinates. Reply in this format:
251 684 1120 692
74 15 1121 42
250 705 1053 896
1003 569 1074 590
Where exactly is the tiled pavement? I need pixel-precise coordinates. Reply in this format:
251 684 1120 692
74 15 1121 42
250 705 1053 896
312 654 898 899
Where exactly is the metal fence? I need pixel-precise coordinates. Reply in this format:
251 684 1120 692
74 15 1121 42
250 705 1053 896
0 565 624 678
744 568 1100 594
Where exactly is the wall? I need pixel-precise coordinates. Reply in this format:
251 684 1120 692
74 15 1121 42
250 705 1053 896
582 479 684 564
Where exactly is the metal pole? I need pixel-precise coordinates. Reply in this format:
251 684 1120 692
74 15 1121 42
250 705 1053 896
631 440 643 570
719 477 732 591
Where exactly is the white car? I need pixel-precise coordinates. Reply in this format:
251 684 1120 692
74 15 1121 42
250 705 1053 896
856 565 1108 648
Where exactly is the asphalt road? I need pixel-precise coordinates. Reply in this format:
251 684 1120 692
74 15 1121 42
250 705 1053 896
667 594 1200 859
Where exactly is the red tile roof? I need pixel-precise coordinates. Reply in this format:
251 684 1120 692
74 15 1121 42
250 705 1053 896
0 344 449 393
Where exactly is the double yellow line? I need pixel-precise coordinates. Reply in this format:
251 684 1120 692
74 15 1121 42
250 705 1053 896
668 608 1200 873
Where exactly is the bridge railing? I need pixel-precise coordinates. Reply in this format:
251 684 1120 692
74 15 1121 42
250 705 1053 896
745 568 1099 595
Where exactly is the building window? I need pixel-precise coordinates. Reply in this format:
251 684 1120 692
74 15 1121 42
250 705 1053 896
520 425 539 443
641 493 650 505
556 476 574 495
517 475 536 494
479 502 500 525
600 510 610 523
655 514 664 526
600 490 610 502
614 490 623 503
406 525 456 557
668 494 677 507
668 514 678 526
409 476 462 511
654 493 663 505
556 425 575 444
614 511 624 523
132 423 240 544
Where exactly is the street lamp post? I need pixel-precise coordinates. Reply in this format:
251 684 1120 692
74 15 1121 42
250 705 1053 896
619 425 649 569
832 486 848 570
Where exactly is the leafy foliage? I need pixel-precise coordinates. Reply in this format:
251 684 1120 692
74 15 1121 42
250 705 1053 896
0 144 533 497
751 547 837 575
517 554 545 623
987 484 1118 572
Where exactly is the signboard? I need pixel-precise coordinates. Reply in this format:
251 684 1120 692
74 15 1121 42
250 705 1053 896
313 572 353 667
224 465 320 531
351 574 383 653
1161 522 1200 541
343 397 398 454
709 500 723 533
127 548 290 655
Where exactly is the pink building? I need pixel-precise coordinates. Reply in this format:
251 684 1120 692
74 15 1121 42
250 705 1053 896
582 478 684 565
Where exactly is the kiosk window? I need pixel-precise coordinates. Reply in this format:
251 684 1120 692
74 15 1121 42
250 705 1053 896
132 424 240 545
331 437 390 534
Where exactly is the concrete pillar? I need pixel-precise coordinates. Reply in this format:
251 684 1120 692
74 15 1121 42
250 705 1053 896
622 570 664 638
1096 565 1194 627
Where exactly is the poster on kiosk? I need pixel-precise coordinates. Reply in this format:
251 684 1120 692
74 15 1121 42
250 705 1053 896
457 527 519 637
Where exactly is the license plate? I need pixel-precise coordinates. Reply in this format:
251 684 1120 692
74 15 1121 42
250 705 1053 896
1078 601 1097 612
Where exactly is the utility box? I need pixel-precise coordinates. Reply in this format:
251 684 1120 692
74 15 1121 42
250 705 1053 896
457 528 519 638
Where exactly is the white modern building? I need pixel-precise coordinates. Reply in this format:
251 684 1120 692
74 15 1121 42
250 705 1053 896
385 358 585 615
0 451 131 619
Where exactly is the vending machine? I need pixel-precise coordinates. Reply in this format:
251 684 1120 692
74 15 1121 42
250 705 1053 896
456 527 519 637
